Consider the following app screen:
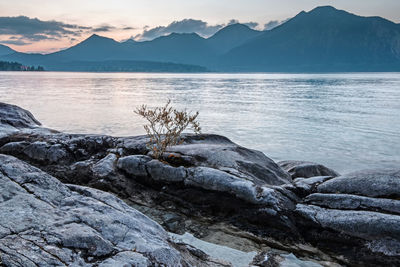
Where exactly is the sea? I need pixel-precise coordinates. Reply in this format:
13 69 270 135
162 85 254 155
1 71 399 173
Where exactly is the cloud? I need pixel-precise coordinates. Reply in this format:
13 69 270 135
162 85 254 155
0 38 31 46
0 16 136 46
93 24 116 32
243 22 259 29
264 19 289 30
0 16 90 40
227 19 258 29
135 19 224 41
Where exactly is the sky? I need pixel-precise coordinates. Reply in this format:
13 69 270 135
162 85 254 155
0 0 399 53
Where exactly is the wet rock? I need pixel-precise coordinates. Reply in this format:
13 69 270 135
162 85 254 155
278 160 339 179
318 169 400 198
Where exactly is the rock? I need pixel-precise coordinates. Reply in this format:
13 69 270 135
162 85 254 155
92 153 117 178
186 167 292 208
292 176 333 196
169 134 292 185
146 159 187 182
296 204 400 254
0 154 228 266
117 155 152 177
318 169 400 198
0 102 40 129
23 141 69 163
2 102 400 266
305 193 400 215
278 160 339 179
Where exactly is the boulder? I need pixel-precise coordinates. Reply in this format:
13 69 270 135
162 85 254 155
0 102 40 129
278 160 339 179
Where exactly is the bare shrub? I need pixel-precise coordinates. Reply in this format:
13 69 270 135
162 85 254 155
135 100 201 159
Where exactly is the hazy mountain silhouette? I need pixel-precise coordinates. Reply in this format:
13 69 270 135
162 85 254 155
1 7 400 72
221 6 400 71
207 23 263 54
49 34 126 61
123 33 215 65
0 44 15 57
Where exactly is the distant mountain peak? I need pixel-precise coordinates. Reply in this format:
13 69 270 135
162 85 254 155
310 5 337 12
306 5 349 17
224 23 252 30
123 38 137 44
82 34 117 44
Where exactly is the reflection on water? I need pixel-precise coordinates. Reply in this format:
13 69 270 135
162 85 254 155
1 72 399 173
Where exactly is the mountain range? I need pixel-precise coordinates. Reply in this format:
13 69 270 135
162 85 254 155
1 6 400 72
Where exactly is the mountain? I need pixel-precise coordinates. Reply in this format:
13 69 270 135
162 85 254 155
48 34 128 61
0 44 15 57
207 23 263 54
120 33 216 65
220 6 400 71
1 7 400 72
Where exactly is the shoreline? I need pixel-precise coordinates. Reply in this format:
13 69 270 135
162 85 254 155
1 102 400 266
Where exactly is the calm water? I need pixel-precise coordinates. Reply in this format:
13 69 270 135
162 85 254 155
0 72 399 173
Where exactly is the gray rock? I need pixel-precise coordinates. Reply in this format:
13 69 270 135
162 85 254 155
0 154 223 266
117 155 152 177
92 153 117 178
292 176 333 195
146 159 187 182
98 251 150 267
169 134 292 185
318 169 400 198
304 193 400 215
296 204 400 255
22 141 69 163
278 160 339 179
186 167 290 208
0 102 41 129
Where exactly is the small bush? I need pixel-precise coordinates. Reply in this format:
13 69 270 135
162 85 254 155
135 100 201 159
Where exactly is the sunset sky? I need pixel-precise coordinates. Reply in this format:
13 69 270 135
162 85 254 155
1 0 399 53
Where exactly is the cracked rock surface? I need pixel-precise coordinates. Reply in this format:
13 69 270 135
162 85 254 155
0 154 229 266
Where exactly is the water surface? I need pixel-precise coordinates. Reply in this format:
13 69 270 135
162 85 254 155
1 72 399 173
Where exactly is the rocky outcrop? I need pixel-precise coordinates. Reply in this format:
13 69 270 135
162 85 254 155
317 169 400 198
1 102 400 266
0 154 228 266
279 160 339 179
